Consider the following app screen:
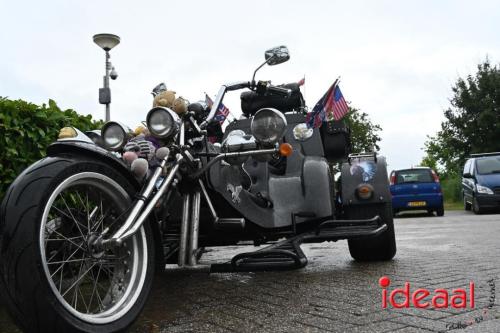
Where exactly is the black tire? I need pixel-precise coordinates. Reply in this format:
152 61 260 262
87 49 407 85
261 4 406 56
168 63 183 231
436 206 444 217
0 155 155 333
346 202 396 261
472 197 483 215
464 195 472 211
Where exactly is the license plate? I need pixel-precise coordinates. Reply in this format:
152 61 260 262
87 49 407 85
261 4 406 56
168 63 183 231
408 201 426 207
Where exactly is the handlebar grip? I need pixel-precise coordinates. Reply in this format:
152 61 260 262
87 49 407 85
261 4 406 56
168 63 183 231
267 85 292 97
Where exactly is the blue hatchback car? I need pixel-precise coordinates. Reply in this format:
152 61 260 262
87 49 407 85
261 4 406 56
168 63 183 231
390 167 444 217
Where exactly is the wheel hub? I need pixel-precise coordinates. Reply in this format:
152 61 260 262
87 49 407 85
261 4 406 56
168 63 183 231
87 233 105 259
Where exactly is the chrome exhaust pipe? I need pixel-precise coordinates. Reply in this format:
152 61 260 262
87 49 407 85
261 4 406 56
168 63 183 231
178 194 191 266
188 191 201 266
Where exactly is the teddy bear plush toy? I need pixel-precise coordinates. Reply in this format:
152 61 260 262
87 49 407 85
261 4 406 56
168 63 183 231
151 82 188 116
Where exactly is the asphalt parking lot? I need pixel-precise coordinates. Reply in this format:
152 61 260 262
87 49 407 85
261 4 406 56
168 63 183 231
1 210 499 332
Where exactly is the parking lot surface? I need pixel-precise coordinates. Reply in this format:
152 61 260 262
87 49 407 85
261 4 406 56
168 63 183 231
1 210 499 332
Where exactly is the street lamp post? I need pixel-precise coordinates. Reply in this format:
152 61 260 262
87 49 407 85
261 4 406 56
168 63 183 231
93 33 120 122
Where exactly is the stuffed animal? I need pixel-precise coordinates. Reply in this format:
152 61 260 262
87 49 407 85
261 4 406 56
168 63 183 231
152 90 176 108
172 96 187 115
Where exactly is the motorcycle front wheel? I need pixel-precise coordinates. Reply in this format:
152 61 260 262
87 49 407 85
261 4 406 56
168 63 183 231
0 156 155 332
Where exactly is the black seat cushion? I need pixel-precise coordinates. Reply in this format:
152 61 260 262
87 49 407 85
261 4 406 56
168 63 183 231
240 83 305 117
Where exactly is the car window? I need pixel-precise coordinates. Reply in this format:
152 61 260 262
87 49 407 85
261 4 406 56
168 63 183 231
395 169 433 184
476 156 500 175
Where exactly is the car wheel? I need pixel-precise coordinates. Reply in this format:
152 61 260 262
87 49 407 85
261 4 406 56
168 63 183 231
472 197 483 215
436 206 444 217
464 196 472 211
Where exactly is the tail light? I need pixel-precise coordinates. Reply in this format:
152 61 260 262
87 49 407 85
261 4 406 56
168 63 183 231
431 170 440 183
390 172 396 185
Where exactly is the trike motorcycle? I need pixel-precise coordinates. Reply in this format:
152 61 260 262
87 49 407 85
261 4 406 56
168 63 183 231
0 45 395 332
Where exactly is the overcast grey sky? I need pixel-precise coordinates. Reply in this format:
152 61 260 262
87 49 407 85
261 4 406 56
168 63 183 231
1 0 499 170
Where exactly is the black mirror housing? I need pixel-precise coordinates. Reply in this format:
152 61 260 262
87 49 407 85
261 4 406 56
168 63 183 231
264 45 290 66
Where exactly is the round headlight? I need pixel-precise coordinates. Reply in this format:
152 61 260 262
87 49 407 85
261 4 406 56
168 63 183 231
146 107 180 139
101 122 131 151
85 130 103 147
250 108 287 145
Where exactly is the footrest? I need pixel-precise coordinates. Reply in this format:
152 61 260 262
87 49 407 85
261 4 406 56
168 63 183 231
304 215 387 242
210 238 307 273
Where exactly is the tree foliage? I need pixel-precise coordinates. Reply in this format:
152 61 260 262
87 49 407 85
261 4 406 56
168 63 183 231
344 107 382 153
0 97 103 198
423 60 500 176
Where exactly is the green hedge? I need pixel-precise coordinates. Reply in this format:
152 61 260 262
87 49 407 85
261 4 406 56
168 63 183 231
440 174 463 203
0 97 103 199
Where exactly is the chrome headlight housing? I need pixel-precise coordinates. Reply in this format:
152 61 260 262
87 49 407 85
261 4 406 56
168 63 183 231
146 107 181 139
250 108 287 145
101 121 133 151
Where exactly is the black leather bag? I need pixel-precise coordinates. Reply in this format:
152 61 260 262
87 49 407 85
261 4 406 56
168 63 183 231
240 83 305 116
320 120 351 162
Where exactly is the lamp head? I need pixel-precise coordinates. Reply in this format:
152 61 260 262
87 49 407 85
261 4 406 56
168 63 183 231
93 33 120 51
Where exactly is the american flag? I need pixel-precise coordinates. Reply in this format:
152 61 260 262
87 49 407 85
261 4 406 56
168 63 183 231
306 81 349 128
205 94 230 125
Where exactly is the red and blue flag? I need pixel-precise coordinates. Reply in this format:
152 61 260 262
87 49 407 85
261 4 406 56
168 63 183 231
306 81 349 128
205 94 230 125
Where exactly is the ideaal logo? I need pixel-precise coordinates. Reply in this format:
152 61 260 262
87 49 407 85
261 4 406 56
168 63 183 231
379 276 475 309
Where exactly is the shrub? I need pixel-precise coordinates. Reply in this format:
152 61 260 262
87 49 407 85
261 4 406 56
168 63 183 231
440 173 462 203
0 97 103 199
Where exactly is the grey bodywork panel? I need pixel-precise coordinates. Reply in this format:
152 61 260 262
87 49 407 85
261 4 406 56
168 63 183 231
340 155 391 206
209 114 333 229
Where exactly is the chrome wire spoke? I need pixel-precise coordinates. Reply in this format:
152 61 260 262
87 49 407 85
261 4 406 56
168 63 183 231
50 246 83 279
74 190 90 232
100 194 104 233
86 191 90 231
58 195 87 238
52 205 88 237
76 278 90 313
45 236 84 242
47 229 86 253
71 259 85 308
88 264 103 313
91 210 111 234
62 263 97 297
47 258 88 265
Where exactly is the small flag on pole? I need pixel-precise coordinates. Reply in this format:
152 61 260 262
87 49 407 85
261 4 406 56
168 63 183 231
305 80 349 128
205 94 230 125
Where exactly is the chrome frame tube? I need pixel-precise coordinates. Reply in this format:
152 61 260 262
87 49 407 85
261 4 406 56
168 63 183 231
178 194 191 266
179 121 186 146
199 179 217 221
192 147 279 179
188 191 201 266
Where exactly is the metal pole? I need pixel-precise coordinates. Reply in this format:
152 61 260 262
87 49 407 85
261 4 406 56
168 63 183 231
105 51 111 121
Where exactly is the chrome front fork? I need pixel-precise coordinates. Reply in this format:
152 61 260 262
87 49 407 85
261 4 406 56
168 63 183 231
178 190 201 266
103 154 181 246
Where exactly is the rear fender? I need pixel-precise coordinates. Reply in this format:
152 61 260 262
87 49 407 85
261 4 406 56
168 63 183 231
341 155 391 206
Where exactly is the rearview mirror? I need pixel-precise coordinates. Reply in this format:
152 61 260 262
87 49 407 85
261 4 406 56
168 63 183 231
264 45 290 66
